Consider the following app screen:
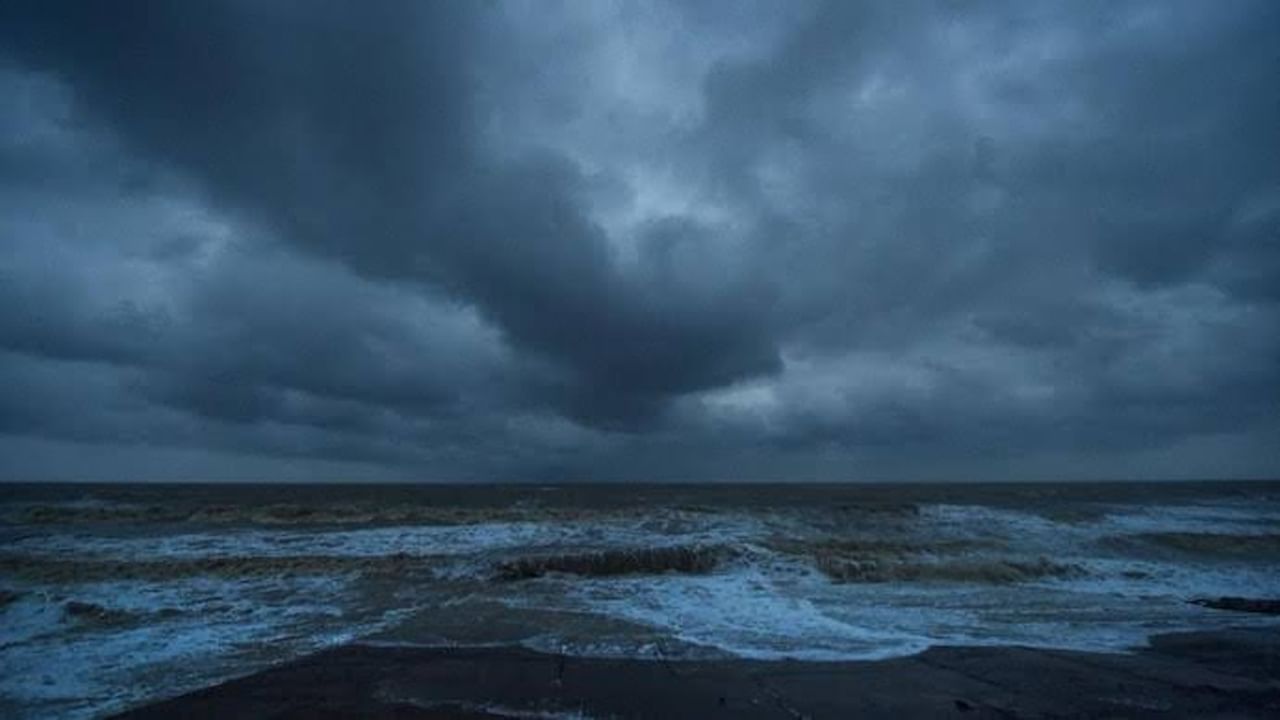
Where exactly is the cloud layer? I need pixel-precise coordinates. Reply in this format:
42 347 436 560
1 0 1277 480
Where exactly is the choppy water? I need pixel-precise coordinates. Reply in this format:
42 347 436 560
1 481 1278 718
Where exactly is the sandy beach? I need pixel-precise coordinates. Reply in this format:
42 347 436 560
111 626 1280 719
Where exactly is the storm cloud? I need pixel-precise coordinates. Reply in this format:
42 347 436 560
1 0 1277 481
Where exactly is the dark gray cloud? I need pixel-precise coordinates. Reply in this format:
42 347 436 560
0 0 1276 481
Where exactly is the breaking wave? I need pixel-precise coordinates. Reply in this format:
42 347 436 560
4 483 1279 720
1121 532 1280 557
60 600 161 629
760 535 1074 585
814 555 1085 584
0 552 440 583
764 536 993 558
496 545 728 580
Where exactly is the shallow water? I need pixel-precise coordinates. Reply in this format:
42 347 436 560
1 481 1278 718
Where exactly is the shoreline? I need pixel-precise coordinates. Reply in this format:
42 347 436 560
112 626 1280 719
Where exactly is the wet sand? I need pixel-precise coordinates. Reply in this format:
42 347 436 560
112 627 1280 719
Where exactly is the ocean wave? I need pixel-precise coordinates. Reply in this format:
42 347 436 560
4 502 623 527
1189 597 1280 615
815 555 1085 584
765 536 992 559
4 499 926 529
829 502 921 517
495 545 729 580
0 552 440 583
1116 532 1280 557
60 600 170 629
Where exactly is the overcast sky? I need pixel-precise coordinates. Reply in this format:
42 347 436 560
1 1 1277 482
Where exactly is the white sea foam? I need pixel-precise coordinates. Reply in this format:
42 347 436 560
0 574 411 719
505 560 932 661
1095 502 1280 536
5 511 766 565
5 522 565 560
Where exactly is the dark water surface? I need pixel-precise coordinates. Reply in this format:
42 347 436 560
2 481 1278 718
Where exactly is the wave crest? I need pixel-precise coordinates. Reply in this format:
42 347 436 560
1123 532 1280 556
766 537 991 558
816 555 1084 584
495 544 727 580
0 552 437 582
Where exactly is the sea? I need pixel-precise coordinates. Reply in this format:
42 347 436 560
1 480 1278 718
